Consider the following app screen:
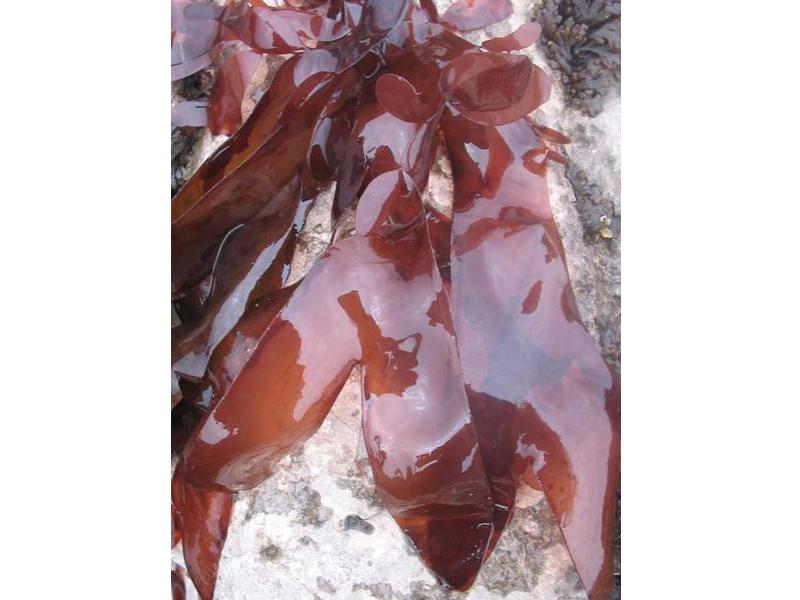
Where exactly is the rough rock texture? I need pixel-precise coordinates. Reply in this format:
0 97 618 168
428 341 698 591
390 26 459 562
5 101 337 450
171 1 621 597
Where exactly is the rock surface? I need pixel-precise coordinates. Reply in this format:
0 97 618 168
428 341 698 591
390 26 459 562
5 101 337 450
171 1 621 597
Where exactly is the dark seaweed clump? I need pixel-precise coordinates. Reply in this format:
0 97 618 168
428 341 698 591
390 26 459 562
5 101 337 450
610 488 621 600
172 126 202 196
171 70 214 196
566 160 620 243
537 0 620 117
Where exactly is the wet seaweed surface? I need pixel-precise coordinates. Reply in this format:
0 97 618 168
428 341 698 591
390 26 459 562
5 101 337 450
536 0 620 117
171 1 620 598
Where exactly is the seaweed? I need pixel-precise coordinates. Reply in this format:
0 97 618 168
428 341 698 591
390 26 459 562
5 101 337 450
171 69 215 195
537 0 621 117
172 124 204 196
170 2 620 598
566 160 620 242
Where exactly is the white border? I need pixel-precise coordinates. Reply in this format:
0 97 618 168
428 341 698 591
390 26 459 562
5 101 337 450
1 1 798 598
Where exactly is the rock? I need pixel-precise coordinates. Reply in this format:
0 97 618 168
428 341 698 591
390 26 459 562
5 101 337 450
342 514 375 535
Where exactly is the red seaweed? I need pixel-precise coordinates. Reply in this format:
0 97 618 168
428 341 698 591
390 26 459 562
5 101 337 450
171 460 233 600
441 0 513 32
481 22 542 52
442 51 551 125
171 1 620 598
441 112 620 598
171 563 186 600
207 51 262 135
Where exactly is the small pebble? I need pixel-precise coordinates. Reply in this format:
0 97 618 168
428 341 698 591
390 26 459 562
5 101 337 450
342 514 374 534
259 544 281 561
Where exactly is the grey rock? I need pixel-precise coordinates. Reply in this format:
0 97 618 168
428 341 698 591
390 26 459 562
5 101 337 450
342 514 376 535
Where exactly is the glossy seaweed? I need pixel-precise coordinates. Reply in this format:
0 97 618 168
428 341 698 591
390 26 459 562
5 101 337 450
171 2 620 598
